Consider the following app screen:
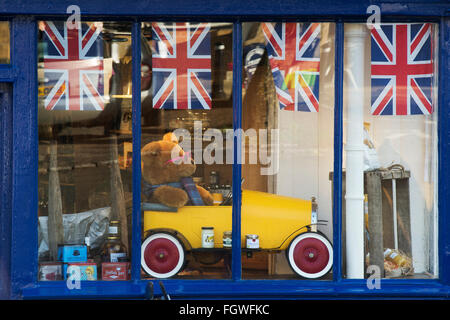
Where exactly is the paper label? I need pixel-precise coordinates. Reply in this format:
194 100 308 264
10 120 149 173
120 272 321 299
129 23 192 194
246 238 259 249
109 226 118 234
223 238 232 247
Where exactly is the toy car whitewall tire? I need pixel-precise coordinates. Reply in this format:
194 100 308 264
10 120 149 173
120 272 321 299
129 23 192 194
141 233 185 278
287 232 333 279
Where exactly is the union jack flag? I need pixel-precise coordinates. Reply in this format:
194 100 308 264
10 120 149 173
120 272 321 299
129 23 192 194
42 21 104 111
262 22 321 112
371 23 434 115
152 22 212 110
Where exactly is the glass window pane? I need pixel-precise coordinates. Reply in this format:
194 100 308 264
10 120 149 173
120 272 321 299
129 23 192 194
343 23 438 279
140 22 234 279
241 22 335 280
37 21 133 281
0 22 10 63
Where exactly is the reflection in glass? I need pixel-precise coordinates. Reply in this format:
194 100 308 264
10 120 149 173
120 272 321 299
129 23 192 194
140 22 234 279
241 22 335 280
37 21 133 281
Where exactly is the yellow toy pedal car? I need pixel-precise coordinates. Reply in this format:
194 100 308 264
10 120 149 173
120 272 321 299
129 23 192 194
141 189 333 279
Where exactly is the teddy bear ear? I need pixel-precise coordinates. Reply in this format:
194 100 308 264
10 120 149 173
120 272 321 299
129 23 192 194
141 142 161 157
163 132 179 144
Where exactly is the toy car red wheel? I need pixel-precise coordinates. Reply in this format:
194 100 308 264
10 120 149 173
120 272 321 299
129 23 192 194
141 233 185 278
287 232 333 279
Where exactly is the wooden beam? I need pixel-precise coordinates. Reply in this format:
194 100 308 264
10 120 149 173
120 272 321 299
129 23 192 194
395 178 412 256
47 139 64 261
366 171 384 277
109 134 129 252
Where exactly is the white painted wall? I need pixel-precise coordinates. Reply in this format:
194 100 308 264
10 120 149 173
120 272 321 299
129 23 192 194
275 24 335 241
366 113 437 274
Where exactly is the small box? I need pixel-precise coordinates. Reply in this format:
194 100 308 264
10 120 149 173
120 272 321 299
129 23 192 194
101 262 131 281
57 245 87 263
39 262 63 281
64 262 97 281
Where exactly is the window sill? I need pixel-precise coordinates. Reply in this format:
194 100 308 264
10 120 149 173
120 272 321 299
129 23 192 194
21 279 450 300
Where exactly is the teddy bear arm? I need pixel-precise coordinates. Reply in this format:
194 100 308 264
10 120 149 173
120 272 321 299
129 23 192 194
196 185 214 206
152 185 189 208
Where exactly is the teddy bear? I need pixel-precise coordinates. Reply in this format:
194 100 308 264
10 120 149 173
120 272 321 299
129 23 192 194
141 133 214 208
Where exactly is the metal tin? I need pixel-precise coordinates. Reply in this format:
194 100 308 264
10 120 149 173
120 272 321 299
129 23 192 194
223 231 232 248
64 262 97 281
246 234 259 249
39 262 63 281
101 262 131 281
57 244 88 263
201 227 214 248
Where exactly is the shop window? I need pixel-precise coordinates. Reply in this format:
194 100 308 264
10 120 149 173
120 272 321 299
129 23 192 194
241 22 335 279
0 21 10 63
37 21 133 281
342 23 438 279
140 22 234 279
33 16 442 286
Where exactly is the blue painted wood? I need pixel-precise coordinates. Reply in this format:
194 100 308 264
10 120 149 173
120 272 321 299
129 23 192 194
0 83 13 299
131 20 142 282
0 65 15 82
333 21 344 282
21 281 146 299
438 17 450 287
0 0 449 18
10 16 39 299
20 278 449 299
231 21 242 281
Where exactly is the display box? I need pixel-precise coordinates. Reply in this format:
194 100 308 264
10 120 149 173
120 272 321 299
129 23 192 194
101 262 131 281
57 245 88 263
64 262 97 281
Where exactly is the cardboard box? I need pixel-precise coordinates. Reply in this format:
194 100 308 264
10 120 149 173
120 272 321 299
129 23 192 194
64 262 97 281
57 245 87 263
101 262 131 281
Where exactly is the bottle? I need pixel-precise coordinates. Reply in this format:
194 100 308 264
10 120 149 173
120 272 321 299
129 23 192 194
246 234 260 249
209 171 219 187
85 236 92 259
222 231 232 248
384 248 409 268
101 220 128 262
201 227 214 248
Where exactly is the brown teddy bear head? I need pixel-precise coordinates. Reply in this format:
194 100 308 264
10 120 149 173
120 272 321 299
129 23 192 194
141 139 196 185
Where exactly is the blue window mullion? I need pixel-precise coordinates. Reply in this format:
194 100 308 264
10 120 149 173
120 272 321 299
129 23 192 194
332 20 344 282
0 83 13 299
131 20 142 282
438 16 450 286
231 20 242 281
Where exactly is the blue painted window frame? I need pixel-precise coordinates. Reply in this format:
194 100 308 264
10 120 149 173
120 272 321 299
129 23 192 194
0 1 449 299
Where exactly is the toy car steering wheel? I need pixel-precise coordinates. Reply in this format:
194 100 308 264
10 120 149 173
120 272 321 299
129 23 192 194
219 178 244 206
